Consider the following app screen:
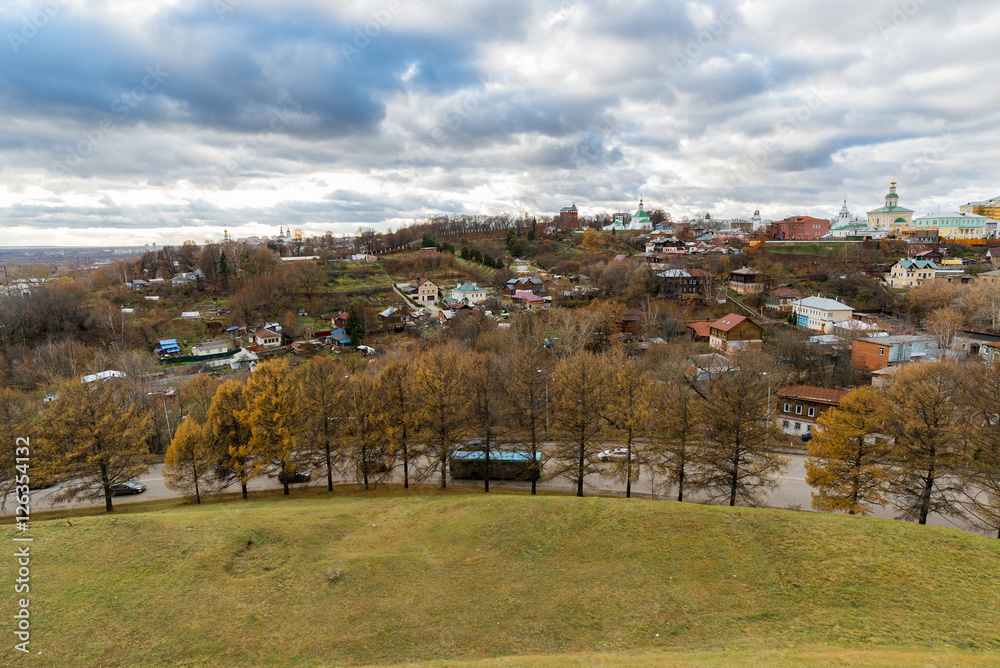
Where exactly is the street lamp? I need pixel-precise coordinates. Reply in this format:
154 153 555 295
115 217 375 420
537 369 549 433
762 372 771 448
148 391 173 443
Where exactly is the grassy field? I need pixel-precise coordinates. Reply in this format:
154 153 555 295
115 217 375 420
3 487 1000 667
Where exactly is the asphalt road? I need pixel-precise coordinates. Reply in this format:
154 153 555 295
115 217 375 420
5 454 991 537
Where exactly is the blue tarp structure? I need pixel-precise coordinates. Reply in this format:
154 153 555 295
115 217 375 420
330 328 352 346
156 338 181 355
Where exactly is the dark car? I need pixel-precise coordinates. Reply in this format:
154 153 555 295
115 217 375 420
277 470 312 484
801 432 813 442
110 481 146 496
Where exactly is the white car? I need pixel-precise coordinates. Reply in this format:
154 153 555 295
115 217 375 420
598 448 635 462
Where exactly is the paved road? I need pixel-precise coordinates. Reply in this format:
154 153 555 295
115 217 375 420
393 283 440 316
5 455 990 537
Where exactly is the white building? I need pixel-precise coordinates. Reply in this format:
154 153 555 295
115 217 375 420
792 296 855 332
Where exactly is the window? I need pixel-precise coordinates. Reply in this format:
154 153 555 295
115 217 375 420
783 403 791 412
783 420 789 428
879 347 885 355
795 405 803 415
808 407 816 417
794 422 801 430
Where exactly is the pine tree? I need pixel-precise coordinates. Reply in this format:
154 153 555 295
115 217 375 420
345 302 365 344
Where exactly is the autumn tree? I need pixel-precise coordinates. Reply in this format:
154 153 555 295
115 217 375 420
344 372 392 490
243 359 302 495
179 373 220 423
805 386 892 515
959 363 1000 538
414 346 469 488
375 357 419 489
505 348 551 494
650 363 700 502
297 356 347 492
602 351 652 498
0 387 30 509
696 357 787 506
885 361 964 524
464 351 509 492
40 379 153 512
285 260 327 298
163 418 215 503
206 380 256 499
550 350 609 496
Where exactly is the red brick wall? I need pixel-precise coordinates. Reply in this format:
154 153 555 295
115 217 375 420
851 339 889 371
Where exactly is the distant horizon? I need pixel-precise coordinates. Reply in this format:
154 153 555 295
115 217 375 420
2 1 998 246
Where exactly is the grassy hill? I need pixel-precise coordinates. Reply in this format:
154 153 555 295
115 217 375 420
4 487 1000 667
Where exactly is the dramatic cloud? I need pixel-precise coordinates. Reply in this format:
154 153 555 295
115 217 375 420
1 0 999 245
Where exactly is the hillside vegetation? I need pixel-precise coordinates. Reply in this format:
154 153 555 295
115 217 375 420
4 489 1000 667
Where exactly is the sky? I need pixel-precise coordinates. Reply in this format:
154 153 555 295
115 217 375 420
1 0 999 247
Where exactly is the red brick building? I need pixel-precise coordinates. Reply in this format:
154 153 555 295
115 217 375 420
769 216 830 240
559 203 579 228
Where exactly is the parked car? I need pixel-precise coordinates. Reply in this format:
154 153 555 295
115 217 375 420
598 448 635 462
801 432 813 442
277 469 312 484
110 481 146 496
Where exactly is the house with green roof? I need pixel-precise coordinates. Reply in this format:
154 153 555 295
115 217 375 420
449 282 488 305
867 180 913 234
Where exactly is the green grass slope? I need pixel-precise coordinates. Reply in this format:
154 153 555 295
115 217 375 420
3 489 1000 667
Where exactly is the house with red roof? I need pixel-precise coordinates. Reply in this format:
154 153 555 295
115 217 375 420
708 314 763 353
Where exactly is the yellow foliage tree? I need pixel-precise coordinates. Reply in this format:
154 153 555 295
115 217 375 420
40 379 153 512
414 345 469 488
805 386 892 515
602 350 652 498
242 358 302 495
206 379 256 499
550 349 609 497
0 387 31 510
886 361 964 524
375 357 419 489
297 356 348 492
164 417 215 503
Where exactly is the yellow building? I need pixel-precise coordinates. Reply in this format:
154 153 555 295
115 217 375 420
867 180 913 234
910 212 995 241
961 196 1000 222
